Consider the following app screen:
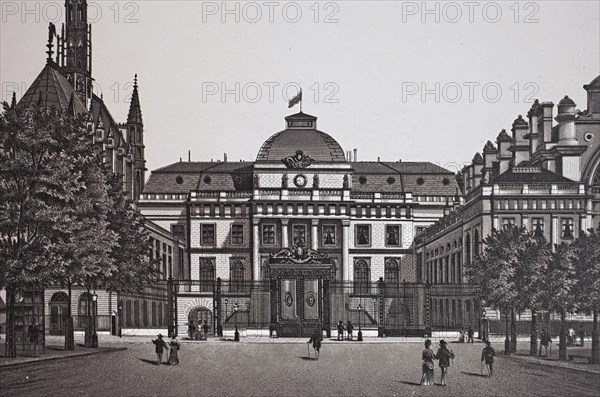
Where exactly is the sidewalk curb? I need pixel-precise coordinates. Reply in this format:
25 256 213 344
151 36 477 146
506 353 600 375
0 347 128 369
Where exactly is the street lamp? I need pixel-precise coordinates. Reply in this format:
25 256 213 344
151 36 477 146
246 301 251 332
357 303 363 342
91 291 98 348
117 300 123 338
234 303 239 341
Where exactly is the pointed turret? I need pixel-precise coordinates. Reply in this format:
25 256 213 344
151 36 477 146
127 74 143 125
10 92 16 109
126 74 145 201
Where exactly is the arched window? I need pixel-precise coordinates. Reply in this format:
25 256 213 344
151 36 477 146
474 229 480 257
230 259 245 292
199 258 215 292
353 259 370 295
384 258 400 289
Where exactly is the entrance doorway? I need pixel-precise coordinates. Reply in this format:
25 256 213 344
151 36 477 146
49 292 68 335
268 243 334 337
189 307 212 337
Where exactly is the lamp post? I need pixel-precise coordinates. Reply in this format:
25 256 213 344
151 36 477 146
91 291 98 348
372 297 377 327
357 303 363 342
234 303 239 341
117 300 123 338
504 310 510 355
246 301 251 333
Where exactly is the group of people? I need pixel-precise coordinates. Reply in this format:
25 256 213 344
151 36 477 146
457 327 475 344
187 320 210 340
421 339 496 386
152 333 181 365
336 320 354 341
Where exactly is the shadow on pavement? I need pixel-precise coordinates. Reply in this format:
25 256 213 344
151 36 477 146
139 358 161 365
461 371 488 377
299 356 315 361
397 381 422 386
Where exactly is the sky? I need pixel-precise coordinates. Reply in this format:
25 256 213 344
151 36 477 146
1 0 599 175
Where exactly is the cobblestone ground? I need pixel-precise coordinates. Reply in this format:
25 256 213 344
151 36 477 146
1 340 599 397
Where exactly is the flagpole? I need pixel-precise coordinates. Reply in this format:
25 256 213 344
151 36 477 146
300 89 303 113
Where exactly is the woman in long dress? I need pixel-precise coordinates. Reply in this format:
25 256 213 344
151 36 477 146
168 336 181 365
420 339 436 386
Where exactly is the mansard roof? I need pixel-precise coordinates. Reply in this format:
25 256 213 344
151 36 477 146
493 166 575 183
17 61 87 114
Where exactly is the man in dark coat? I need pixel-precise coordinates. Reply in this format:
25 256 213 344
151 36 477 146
346 321 354 341
467 327 474 343
481 340 496 377
152 334 169 365
337 321 345 341
436 340 455 386
308 330 322 360
202 320 210 339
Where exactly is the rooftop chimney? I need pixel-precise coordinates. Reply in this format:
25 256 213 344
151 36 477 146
511 115 530 166
496 129 512 175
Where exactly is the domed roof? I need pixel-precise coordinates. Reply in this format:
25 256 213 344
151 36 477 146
256 113 346 162
558 95 576 106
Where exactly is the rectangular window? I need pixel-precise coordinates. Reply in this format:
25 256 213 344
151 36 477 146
231 224 244 245
262 224 275 245
532 218 544 236
322 225 336 246
200 224 215 246
385 225 401 247
502 218 515 228
561 218 574 240
292 224 307 245
355 225 371 246
171 224 185 239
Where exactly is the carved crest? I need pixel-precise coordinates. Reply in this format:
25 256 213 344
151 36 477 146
282 150 313 169
270 240 330 264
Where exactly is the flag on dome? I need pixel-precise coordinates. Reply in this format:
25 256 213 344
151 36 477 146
288 90 302 108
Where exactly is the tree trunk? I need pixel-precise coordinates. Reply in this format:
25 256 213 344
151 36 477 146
592 309 599 364
64 282 74 350
559 309 567 360
510 308 517 353
84 287 91 348
4 288 17 358
504 310 510 355
530 308 538 356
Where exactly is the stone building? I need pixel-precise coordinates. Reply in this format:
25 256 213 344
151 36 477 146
415 76 600 329
139 112 466 336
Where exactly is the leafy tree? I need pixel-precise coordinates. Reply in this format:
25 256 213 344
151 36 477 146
466 225 548 354
539 242 577 360
0 103 90 356
571 228 600 364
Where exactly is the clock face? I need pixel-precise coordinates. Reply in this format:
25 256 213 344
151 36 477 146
294 174 307 187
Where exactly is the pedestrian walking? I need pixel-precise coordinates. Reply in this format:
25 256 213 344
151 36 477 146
467 326 474 343
539 328 551 357
346 321 354 341
187 320 196 340
481 340 496 378
28 321 39 357
436 340 455 386
152 333 169 365
420 339 435 386
337 320 345 341
578 325 585 347
308 329 322 360
168 335 181 365
202 320 210 339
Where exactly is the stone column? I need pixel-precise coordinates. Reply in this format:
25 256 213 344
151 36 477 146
311 219 319 250
281 218 289 248
342 220 350 283
551 215 559 246
253 219 260 280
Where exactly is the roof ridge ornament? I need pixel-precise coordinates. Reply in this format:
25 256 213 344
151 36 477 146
282 150 313 168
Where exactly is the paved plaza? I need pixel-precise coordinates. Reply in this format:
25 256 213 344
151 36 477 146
1 338 599 397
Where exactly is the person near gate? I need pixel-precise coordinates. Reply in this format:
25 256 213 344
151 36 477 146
467 326 474 343
337 320 345 341
308 329 322 360
202 320 210 339
346 321 354 341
